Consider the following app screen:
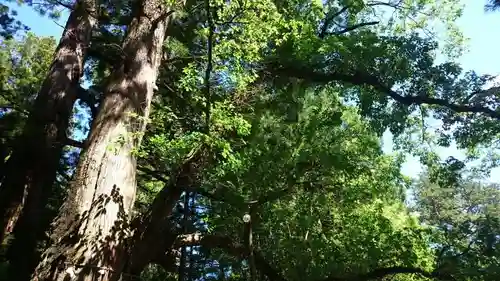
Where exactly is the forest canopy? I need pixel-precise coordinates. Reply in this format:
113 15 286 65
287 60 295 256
0 1 499 281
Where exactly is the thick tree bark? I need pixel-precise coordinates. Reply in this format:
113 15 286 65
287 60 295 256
0 1 97 280
32 1 178 280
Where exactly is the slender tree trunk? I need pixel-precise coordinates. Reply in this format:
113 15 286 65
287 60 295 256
32 1 178 280
0 1 97 280
188 192 196 281
178 193 190 281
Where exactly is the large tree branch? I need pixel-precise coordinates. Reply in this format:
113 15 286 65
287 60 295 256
174 234 288 281
65 138 84 148
127 146 205 273
137 165 228 204
175 233 245 256
333 21 380 35
320 266 455 281
76 86 98 118
138 165 334 209
175 233 454 281
267 64 500 120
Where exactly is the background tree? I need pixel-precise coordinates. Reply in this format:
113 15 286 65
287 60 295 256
413 163 500 281
0 0 100 279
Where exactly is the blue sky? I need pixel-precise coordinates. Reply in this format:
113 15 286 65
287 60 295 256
5 1 500 182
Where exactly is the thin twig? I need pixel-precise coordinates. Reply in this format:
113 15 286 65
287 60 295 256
52 19 66 29
319 6 349 38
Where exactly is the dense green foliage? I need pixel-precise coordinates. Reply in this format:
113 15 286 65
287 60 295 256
0 0 499 281
0 33 56 178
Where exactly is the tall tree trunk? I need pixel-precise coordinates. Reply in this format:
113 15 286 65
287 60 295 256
0 1 97 280
33 1 178 280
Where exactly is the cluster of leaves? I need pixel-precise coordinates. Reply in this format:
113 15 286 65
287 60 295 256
0 0 66 39
200 88 433 280
0 32 56 178
0 2 27 39
413 167 500 280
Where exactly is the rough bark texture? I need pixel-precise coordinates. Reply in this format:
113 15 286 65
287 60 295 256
32 1 175 280
0 1 97 280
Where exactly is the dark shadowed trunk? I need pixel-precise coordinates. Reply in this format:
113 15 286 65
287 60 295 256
32 1 179 280
0 1 97 280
